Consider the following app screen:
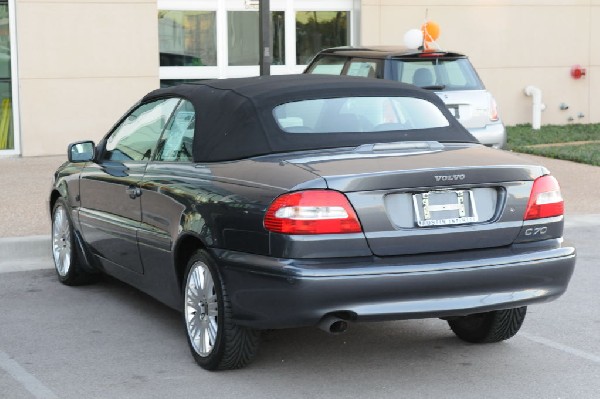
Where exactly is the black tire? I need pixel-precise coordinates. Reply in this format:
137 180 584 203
448 307 527 343
182 250 260 370
51 198 96 286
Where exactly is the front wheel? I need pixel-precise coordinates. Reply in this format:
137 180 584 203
183 250 260 370
51 199 95 285
448 307 527 343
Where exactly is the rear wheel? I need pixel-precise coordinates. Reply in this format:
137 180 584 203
448 307 527 343
183 250 260 370
51 199 95 285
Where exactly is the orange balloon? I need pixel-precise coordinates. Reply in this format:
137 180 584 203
421 21 440 42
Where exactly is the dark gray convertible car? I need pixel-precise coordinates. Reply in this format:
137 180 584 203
50 75 575 370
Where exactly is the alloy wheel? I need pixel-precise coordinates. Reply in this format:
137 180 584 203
184 261 219 356
52 205 71 277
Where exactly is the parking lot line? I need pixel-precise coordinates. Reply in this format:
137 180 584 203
0 349 58 399
521 332 600 365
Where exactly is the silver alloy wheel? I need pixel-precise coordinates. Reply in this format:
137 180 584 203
52 205 72 277
185 261 219 356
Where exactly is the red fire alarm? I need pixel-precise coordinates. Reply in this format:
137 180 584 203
571 65 586 79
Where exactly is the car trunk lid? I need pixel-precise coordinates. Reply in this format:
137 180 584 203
286 143 546 256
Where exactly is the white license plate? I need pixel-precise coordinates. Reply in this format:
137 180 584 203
412 190 478 227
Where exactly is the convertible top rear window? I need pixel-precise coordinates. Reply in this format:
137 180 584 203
273 97 449 134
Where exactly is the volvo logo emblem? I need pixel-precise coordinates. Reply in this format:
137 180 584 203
435 174 466 182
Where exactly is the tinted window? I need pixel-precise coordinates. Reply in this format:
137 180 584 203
273 97 449 133
296 11 349 65
228 11 285 66
158 11 217 67
0 2 13 150
105 99 180 161
393 58 483 90
156 100 195 162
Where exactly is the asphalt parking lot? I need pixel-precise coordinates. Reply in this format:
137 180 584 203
1 154 599 398
0 218 599 398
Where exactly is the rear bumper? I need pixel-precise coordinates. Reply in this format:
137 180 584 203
214 240 575 329
467 121 506 148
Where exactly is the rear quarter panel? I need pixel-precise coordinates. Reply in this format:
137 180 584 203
139 159 325 255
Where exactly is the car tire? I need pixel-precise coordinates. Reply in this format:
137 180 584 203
51 198 96 286
448 306 527 343
183 250 260 370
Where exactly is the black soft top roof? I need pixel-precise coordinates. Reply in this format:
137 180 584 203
143 74 476 162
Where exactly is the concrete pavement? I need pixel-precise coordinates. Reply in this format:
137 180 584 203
0 152 599 270
0 155 64 238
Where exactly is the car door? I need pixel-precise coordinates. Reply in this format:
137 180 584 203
78 98 180 273
136 100 197 306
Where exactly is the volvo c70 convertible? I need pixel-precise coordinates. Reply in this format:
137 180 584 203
50 75 575 370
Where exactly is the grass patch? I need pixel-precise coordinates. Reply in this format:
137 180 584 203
507 123 600 166
507 123 600 149
516 143 600 167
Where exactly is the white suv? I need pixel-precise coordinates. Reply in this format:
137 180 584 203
305 46 506 149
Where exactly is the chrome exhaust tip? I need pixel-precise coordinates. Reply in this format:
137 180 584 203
318 315 348 334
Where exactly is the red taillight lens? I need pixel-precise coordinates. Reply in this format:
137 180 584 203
524 175 564 220
264 190 362 234
490 98 499 122
418 52 444 58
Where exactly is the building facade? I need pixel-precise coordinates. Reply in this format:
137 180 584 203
1 0 598 157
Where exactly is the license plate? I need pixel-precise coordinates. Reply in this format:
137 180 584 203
412 190 478 227
447 105 460 119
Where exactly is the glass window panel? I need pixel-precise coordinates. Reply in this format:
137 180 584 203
158 10 216 67
160 79 205 88
156 100 195 162
347 60 379 78
306 55 346 75
273 97 449 133
393 59 483 90
0 2 13 150
105 99 180 161
227 11 285 66
296 11 349 65
398 61 436 86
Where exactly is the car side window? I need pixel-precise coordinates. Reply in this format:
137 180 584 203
155 100 195 162
346 59 380 78
104 98 180 162
307 55 347 75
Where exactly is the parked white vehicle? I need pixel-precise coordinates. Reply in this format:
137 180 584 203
305 46 506 149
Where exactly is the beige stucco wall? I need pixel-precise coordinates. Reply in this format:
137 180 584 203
16 0 159 156
9 0 598 156
361 0 599 126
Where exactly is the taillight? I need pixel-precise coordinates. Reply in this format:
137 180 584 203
418 52 444 58
264 190 362 234
490 97 499 121
524 175 564 220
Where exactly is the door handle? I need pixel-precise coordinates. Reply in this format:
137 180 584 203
126 186 142 199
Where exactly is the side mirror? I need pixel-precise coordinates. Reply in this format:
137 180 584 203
68 141 96 163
